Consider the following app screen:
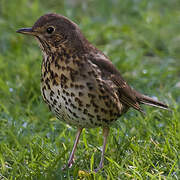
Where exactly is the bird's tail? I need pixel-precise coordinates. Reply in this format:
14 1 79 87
135 91 169 110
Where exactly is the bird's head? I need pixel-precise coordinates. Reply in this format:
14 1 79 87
17 13 88 54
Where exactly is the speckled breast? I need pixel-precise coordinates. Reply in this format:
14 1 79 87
40 53 122 128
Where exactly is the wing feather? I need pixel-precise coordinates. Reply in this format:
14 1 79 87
89 54 143 112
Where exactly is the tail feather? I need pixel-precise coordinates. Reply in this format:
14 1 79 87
134 91 169 110
140 95 169 110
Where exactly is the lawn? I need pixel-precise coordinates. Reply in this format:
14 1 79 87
0 0 179 179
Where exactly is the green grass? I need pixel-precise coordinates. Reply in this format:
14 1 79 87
0 0 180 179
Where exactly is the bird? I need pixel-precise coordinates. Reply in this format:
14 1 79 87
16 13 169 171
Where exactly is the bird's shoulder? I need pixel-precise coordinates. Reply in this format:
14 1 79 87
85 50 126 85
85 50 143 112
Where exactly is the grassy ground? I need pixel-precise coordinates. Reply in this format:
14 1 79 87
0 0 180 179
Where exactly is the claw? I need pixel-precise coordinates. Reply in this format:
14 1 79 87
62 159 74 170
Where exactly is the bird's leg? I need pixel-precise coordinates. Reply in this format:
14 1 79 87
95 126 110 172
62 127 83 170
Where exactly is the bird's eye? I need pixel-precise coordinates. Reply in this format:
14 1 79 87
46 26 54 34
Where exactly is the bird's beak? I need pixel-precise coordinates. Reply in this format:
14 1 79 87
16 28 35 35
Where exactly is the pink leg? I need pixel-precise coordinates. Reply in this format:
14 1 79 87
95 127 110 172
62 127 83 170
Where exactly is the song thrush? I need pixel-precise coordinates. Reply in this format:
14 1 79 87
17 13 169 171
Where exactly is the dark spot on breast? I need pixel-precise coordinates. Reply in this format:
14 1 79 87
55 107 59 112
64 85 68 89
100 89 105 94
70 103 77 109
87 113 94 118
61 74 68 84
41 86 46 98
86 104 90 108
55 60 61 69
102 118 109 123
82 117 86 121
67 114 71 119
105 101 110 107
75 84 79 89
92 102 98 108
50 70 54 79
75 97 83 106
87 71 93 76
86 82 93 90
70 83 74 88
66 66 70 71
72 54 76 59
96 115 101 120
109 110 114 116
70 69 78 81
99 83 103 88
94 109 99 113
101 108 107 113
62 66 66 71
68 108 73 114
89 119 93 124
75 97 79 102
53 99 57 105
79 92 83 97
48 105 52 111
79 85 85 89
47 60 50 70
88 93 96 98
65 57 71 64
103 95 108 99
88 86 93 91
45 78 50 89
62 95 67 101
114 113 119 116
71 92 75 97
50 103 55 108
65 52 70 59
83 109 88 114
72 112 79 118
53 79 59 86
54 109 60 115
76 61 84 67
81 74 87 78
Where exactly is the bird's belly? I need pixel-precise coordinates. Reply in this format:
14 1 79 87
41 84 120 128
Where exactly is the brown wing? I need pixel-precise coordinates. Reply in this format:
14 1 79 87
89 55 144 113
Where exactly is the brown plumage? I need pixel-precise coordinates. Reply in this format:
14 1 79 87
17 13 169 171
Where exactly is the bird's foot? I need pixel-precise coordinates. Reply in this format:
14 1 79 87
94 163 103 173
94 167 103 173
61 159 74 170
94 168 100 173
